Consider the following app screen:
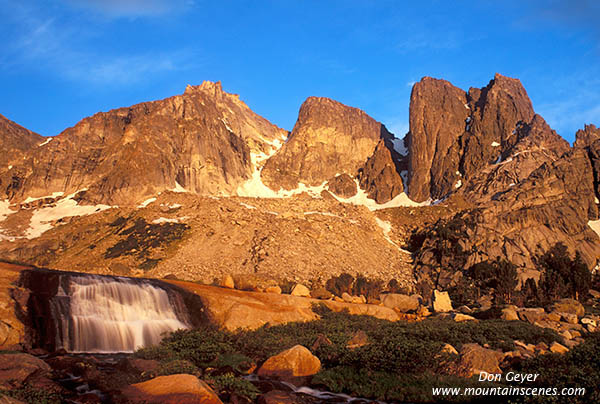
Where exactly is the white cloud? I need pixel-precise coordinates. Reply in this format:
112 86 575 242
0 2 198 85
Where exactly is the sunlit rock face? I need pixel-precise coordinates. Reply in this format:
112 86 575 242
261 96 405 203
407 73 536 202
0 81 287 206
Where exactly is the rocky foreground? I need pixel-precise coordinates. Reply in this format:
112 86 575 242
1 262 600 403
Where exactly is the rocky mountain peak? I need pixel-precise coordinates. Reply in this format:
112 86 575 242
0 83 286 206
407 73 538 202
407 77 469 202
0 114 43 169
261 96 396 198
574 124 600 149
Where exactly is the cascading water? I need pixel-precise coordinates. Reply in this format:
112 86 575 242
49 274 190 353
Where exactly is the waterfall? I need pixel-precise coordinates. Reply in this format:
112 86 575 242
50 274 190 353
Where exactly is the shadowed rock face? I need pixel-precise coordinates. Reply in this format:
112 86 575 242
0 81 286 205
574 124 600 198
261 97 398 194
358 139 404 203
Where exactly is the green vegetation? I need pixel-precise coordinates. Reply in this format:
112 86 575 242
104 217 189 270
206 373 260 401
536 243 592 303
508 332 600 404
324 272 387 299
136 306 562 402
467 258 518 303
1 384 62 404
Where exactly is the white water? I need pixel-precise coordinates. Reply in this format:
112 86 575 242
59 275 189 353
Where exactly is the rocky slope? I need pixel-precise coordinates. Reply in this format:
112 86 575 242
0 192 415 288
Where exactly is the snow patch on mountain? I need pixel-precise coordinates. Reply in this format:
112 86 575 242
26 191 113 239
0 200 14 222
392 137 408 156
22 192 65 204
331 179 426 211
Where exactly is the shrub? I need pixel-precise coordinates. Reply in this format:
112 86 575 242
1 384 62 404
325 273 354 297
353 275 383 300
467 258 518 304
157 359 200 376
207 373 260 401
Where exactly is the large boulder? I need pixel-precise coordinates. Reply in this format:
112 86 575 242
432 290 453 313
257 345 321 384
457 343 502 377
120 374 222 404
0 353 51 388
550 299 585 318
381 293 420 312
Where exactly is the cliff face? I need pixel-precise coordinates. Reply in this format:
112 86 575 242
407 77 468 202
407 73 536 202
0 114 43 170
260 97 401 200
0 82 286 205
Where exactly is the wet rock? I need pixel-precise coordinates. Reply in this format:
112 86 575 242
0 352 51 388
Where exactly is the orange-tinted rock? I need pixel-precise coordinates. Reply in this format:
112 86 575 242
327 174 357 198
262 97 394 201
120 374 222 404
1 82 286 205
257 345 321 383
407 77 468 202
358 139 404 203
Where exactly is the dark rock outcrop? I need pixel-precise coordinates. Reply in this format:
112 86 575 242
358 139 404 203
326 173 357 198
407 77 468 202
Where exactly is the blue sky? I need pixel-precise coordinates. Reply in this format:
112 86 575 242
1 0 599 143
